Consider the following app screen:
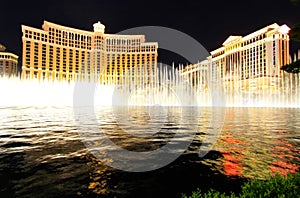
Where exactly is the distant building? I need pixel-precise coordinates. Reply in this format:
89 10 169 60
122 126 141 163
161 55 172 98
181 23 291 91
21 21 158 83
0 43 19 77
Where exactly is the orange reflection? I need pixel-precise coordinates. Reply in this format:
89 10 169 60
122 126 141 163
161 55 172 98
206 108 300 180
84 155 112 196
270 139 299 176
219 136 245 177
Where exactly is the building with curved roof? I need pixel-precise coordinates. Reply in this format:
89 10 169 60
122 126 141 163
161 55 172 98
0 43 18 77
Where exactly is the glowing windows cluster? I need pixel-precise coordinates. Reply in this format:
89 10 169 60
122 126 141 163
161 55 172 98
181 23 291 91
0 44 18 77
21 21 158 83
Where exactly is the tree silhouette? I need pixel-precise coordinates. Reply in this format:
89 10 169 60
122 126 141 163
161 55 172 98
281 0 300 73
290 23 300 42
281 60 300 73
290 0 300 42
290 0 300 5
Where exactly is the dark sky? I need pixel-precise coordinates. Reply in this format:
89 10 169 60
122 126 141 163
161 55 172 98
1 0 300 65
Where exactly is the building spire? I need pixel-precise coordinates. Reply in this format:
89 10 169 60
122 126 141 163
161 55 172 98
93 21 105 33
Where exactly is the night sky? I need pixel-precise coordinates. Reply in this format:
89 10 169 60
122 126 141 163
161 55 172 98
1 0 300 65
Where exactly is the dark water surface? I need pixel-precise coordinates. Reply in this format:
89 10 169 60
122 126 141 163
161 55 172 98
0 107 299 197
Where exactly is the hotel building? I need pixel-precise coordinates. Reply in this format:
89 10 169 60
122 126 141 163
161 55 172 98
21 21 158 84
0 43 19 77
181 23 291 92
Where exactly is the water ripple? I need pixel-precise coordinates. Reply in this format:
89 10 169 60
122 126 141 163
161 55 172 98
0 107 299 197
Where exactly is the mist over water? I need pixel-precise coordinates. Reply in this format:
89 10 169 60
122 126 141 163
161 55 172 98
1 62 299 108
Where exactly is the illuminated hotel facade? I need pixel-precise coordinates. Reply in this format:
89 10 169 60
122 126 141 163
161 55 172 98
181 23 291 92
0 43 19 77
21 21 158 83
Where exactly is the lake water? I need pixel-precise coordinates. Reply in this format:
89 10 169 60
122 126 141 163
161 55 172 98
0 106 299 197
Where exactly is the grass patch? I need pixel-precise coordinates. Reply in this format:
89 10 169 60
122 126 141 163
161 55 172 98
182 172 300 198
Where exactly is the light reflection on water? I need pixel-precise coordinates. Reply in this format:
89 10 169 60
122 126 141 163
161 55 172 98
208 108 300 179
0 107 299 197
